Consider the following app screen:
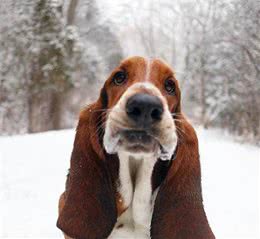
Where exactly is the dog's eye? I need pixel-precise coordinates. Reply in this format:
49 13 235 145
113 71 127 85
164 78 175 95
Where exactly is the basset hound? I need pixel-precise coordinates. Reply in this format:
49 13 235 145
57 56 215 239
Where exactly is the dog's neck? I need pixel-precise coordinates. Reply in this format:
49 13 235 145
111 151 158 238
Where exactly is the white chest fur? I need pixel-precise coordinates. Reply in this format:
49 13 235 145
109 151 159 239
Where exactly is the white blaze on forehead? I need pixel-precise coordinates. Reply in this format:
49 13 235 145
144 58 152 82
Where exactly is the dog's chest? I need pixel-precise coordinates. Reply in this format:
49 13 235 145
110 152 158 238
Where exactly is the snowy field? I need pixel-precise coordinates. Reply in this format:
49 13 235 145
0 128 259 239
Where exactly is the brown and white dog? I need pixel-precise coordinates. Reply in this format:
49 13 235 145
57 56 215 239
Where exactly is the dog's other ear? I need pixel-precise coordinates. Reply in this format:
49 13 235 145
57 86 117 239
151 116 215 239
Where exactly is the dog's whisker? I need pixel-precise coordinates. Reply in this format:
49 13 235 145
175 126 188 139
171 113 183 117
88 115 107 142
91 108 111 113
94 120 107 136
173 119 184 123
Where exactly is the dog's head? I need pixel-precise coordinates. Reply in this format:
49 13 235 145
57 56 215 239
102 56 181 160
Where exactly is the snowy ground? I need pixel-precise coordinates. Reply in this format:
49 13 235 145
0 128 259 239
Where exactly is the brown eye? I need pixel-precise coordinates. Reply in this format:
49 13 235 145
164 78 175 95
113 71 127 85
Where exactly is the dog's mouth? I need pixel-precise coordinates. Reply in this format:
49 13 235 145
118 130 159 153
104 115 177 160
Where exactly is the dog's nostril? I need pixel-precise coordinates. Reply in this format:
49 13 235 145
151 108 163 121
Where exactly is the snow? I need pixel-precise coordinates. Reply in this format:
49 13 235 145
0 128 259 239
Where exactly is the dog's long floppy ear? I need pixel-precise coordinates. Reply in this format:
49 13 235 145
57 86 117 239
151 114 215 237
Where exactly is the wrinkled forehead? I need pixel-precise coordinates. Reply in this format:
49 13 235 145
119 56 174 84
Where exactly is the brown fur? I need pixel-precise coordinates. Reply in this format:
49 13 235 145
58 193 74 239
57 56 215 239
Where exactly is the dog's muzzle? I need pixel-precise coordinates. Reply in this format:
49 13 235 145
104 86 177 160
116 93 163 154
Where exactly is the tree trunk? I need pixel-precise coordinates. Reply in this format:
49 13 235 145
50 91 64 130
67 0 79 26
28 91 53 133
28 90 65 132
200 74 207 128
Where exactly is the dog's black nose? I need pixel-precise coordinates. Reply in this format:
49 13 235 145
126 93 163 126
